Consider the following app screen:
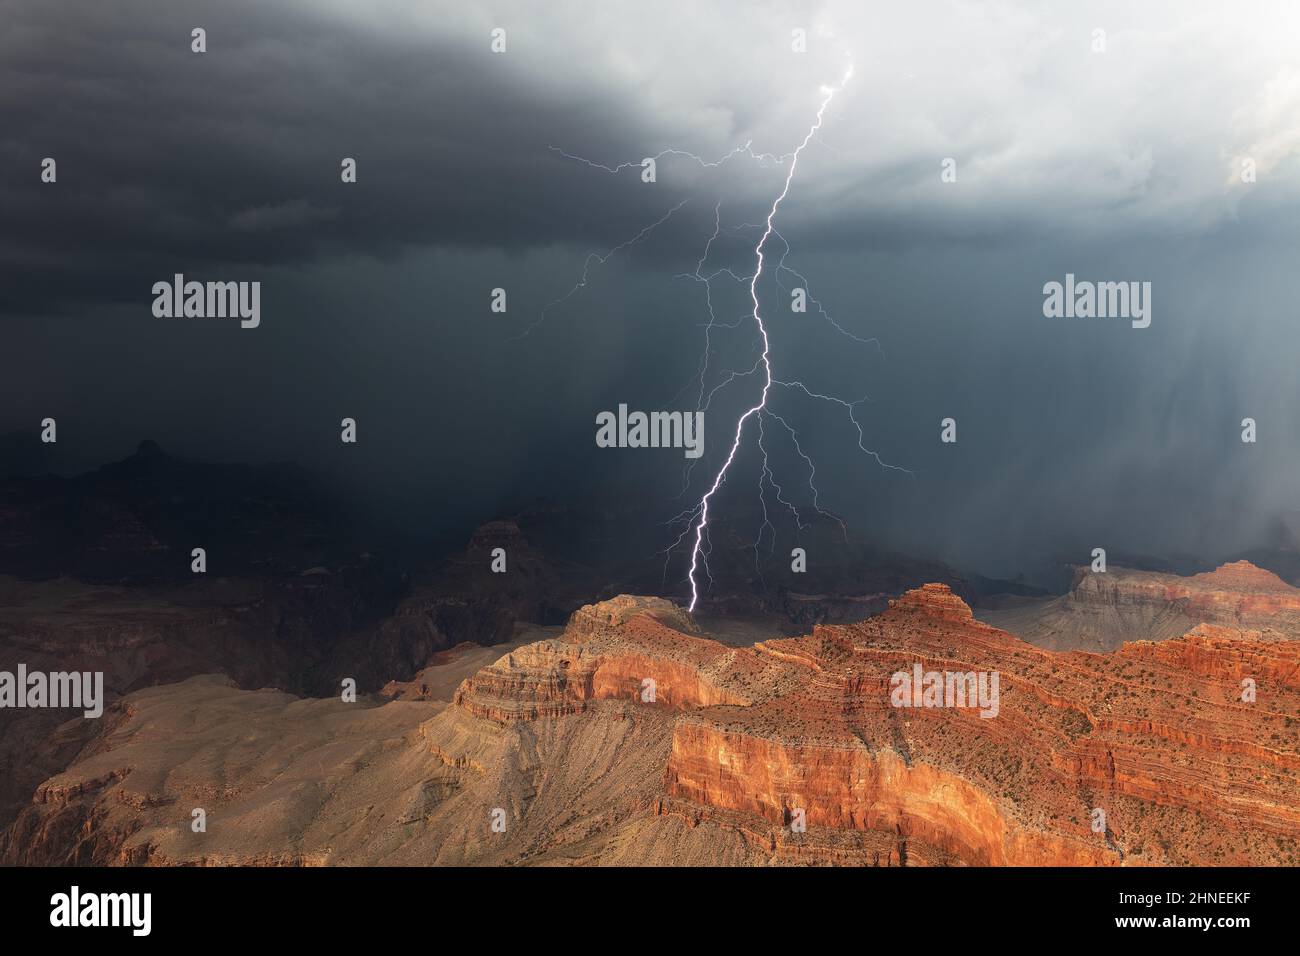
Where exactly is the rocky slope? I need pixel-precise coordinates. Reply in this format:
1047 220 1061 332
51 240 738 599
0 508 604 829
0 566 420 829
5 588 1298 866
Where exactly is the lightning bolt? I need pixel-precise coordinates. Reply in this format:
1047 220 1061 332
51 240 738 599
533 62 910 612
685 66 855 613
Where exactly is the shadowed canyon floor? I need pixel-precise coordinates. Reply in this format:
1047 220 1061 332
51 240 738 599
4 572 1299 866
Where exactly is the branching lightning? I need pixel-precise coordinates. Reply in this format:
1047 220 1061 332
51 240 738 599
548 141 789 175
508 198 691 342
536 62 911 613
684 65 858 612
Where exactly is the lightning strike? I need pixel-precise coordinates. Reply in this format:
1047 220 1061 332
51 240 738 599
685 66 854 612
537 63 906 609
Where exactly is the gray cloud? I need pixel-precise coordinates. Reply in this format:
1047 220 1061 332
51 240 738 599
3 0 1300 591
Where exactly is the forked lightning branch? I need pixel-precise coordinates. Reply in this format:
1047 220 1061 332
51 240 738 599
538 62 908 611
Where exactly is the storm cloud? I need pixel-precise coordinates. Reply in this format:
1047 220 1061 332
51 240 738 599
3 0 1300 590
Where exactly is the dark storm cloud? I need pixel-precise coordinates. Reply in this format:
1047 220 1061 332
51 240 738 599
0 0 713 316
7 0 1298 318
3 0 1300 591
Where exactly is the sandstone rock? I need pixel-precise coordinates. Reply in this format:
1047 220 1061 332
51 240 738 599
10 584 1298 866
979 560 1300 651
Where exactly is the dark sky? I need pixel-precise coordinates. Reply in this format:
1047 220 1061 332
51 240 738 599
3 0 1300 583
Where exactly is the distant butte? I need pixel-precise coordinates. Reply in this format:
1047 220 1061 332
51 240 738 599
1192 559 1294 592
979 559 1300 652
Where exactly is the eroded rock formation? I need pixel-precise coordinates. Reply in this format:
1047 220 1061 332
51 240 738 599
6 584 1297 866
979 560 1300 651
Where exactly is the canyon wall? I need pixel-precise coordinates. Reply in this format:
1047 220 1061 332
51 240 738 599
6 576 1299 865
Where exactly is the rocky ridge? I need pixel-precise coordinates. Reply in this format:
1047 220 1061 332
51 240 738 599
6 581 1298 866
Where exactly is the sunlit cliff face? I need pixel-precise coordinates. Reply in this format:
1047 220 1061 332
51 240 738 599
13 572 1300 866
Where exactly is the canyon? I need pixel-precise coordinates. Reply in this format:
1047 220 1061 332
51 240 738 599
4 568 1298 866
4 443 1300 866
